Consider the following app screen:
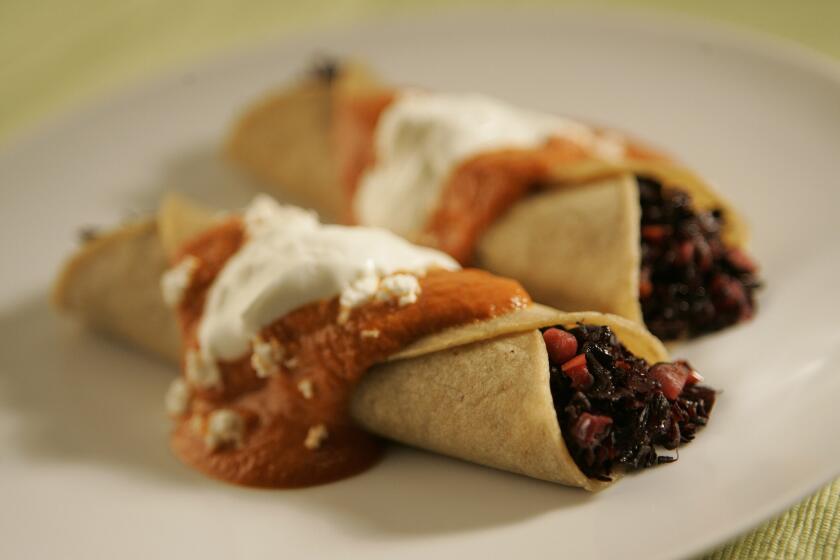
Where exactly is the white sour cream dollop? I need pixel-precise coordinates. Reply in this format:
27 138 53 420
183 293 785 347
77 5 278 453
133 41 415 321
197 195 459 360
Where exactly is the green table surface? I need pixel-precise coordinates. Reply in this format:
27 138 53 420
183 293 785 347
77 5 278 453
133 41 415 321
1 1 838 558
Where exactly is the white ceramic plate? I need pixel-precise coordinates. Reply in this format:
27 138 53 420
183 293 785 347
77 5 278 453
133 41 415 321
1 9 839 559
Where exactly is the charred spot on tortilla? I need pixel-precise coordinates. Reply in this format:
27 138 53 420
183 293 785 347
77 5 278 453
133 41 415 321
77 226 101 243
310 56 340 84
543 323 716 480
637 176 761 339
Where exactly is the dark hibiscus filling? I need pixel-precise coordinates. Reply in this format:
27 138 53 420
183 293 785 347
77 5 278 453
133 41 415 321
637 176 760 340
543 324 716 481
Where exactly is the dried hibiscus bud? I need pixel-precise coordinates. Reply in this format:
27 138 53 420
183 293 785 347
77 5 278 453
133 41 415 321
648 361 693 400
561 354 592 390
726 248 758 273
571 413 613 449
543 328 578 364
641 225 670 242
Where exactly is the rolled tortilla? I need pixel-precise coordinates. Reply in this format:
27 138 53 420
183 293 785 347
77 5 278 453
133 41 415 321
476 175 643 322
476 171 754 328
53 196 670 490
357 306 668 490
226 64 748 250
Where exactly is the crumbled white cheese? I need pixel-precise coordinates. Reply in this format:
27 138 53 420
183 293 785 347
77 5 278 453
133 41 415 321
204 409 245 451
164 378 191 417
339 269 381 310
360 329 381 339
250 334 285 378
376 274 421 306
304 424 329 450
185 348 221 389
188 414 205 435
337 308 351 324
160 256 200 308
337 271 422 323
337 269 381 323
297 378 314 399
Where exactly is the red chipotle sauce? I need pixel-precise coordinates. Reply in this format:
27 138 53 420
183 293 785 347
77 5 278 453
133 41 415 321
168 217 531 488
